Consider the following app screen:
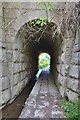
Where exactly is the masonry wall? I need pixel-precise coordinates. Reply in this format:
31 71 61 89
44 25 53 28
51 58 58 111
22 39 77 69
0 2 38 109
0 2 79 110
56 2 79 101
0 2 3 109
57 29 79 101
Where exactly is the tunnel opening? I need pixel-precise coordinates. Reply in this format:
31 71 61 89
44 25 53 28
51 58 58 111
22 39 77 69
38 52 51 70
35 52 51 79
2 18 63 117
12 18 63 96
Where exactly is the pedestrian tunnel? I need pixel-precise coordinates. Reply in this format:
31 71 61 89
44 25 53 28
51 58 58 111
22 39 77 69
12 19 62 97
2 19 63 108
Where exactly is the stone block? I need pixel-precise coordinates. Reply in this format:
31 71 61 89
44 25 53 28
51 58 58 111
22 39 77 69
11 85 17 99
5 34 14 43
75 30 78 45
61 52 65 63
11 81 25 99
66 89 78 101
60 64 65 76
2 89 10 103
71 52 79 65
2 76 9 90
23 71 27 80
13 42 19 50
13 50 19 62
0 34 2 42
6 51 13 62
1 49 7 63
20 2 38 9
67 78 78 93
21 72 26 81
69 65 79 79
6 42 13 50
58 74 64 85
13 63 20 73
2 62 8 77
15 81 25 94
8 62 13 74
73 44 80 53
11 82 24 99
13 73 19 85
59 85 64 98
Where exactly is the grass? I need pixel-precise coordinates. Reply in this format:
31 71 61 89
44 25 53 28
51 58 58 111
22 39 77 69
60 99 80 119
38 53 50 69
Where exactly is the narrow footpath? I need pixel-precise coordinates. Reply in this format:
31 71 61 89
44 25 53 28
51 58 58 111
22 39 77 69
19 70 65 119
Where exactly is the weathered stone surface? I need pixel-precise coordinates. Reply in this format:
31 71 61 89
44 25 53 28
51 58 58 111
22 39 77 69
0 2 79 110
2 89 10 103
0 92 3 107
2 76 9 90
66 89 78 101
58 74 64 86
2 62 8 77
67 77 78 93
75 30 79 45
19 72 65 118
57 64 60 73
0 63 2 77
71 52 80 65
59 85 64 98
60 64 65 76
73 44 80 53
13 73 20 85
57 64 66 76
69 65 79 79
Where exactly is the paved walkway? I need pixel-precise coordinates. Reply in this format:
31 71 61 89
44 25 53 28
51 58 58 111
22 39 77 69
19 71 65 119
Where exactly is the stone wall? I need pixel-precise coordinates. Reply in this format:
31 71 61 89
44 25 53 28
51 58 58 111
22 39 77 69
57 29 79 101
0 2 79 110
0 2 3 110
0 2 38 109
56 2 79 101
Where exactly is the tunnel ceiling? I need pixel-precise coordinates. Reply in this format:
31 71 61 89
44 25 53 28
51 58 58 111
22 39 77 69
17 19 63 60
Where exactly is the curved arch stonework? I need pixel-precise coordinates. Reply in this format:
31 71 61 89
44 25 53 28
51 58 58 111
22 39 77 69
0 2 79 110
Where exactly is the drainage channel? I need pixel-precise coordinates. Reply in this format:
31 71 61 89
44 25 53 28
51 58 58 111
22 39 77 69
2 79 36 119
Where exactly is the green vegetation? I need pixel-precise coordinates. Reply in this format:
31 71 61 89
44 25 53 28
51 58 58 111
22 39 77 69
61 99 80 119
31 2 56 27
31 18 47 27
38 53 50 69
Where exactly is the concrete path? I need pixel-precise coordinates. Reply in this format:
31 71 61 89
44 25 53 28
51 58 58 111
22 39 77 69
19 71 65 118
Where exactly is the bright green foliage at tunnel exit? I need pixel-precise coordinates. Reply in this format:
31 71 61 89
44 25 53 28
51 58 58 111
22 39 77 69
38 53 50 69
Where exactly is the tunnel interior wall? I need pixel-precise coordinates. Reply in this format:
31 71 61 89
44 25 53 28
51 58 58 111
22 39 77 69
53 3 79 101
0 29 38 109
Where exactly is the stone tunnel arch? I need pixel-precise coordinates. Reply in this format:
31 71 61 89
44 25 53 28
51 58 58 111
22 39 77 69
1 2 79 110
10 19 63 105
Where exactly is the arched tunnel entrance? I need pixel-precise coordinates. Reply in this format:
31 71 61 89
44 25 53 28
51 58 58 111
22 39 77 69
1 2 79 118
14 19 62 89
2 19 63 118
